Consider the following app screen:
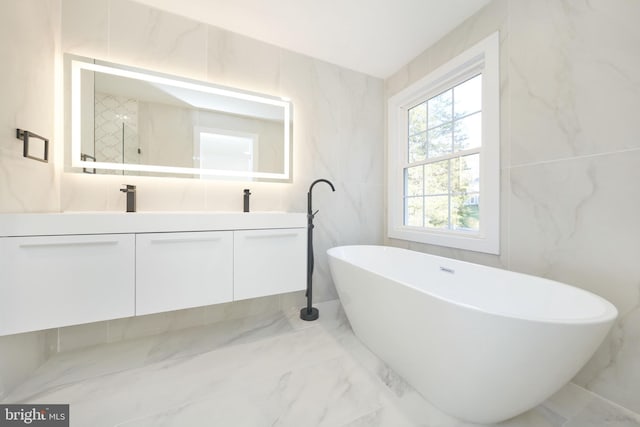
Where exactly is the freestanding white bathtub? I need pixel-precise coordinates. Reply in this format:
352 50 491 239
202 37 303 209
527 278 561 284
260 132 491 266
327 245 617 424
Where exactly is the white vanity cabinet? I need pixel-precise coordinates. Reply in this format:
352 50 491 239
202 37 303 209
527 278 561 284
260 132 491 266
0 234 135 336
135 231 233 315
0 212 306 336
234 228 306 300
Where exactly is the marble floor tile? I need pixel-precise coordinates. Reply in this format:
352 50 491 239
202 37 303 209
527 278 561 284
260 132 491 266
3 300 640 427
563 397 640 427
284 298 351 332
117 355 386 427
541 382 595 420
7 326 346 427
5 311 293 403
340 405 417 427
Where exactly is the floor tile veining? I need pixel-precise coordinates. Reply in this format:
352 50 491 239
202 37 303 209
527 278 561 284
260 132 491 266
3 301 639 427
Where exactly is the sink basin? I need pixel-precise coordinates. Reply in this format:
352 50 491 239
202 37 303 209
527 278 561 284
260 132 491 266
0 211 306 237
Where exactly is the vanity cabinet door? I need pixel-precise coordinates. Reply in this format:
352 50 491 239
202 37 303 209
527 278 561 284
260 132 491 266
233 228 306 301
0 234 135 336
136 231 233 315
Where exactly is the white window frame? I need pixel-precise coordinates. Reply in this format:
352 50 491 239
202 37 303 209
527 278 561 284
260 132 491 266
387 32 500 254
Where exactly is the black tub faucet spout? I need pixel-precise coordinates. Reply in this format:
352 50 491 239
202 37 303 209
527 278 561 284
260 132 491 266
307 179 335 219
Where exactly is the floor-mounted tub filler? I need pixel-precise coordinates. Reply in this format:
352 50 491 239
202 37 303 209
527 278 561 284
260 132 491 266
327 245 617 424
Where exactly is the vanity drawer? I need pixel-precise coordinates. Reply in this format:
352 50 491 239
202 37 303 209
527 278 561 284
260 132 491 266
0 234 135 336
135 231 233 315
233 228 306 301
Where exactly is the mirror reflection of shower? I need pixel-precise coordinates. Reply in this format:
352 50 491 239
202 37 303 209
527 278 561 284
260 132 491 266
94 92 140 175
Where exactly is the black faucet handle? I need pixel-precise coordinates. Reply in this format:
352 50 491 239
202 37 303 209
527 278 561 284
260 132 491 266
120 184 136 192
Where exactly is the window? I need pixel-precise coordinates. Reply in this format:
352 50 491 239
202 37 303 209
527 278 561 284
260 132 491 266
194 127 259 181
388 32 500 254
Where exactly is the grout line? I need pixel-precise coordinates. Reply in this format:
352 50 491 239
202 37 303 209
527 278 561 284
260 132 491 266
505 1 512 273
106 0 111 58
204 25 209 80
509 147 640 170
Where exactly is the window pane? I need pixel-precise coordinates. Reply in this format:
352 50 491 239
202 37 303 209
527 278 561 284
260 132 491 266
405 197 424 227
425 159 449 195
408 132 426 163
451 193 480 232
454 74 482 118
427 90 452 129
404 166 424 197
408 103 427 135
427 122 452 158
451 154 480 193
425 196 449 229
454 112 482 152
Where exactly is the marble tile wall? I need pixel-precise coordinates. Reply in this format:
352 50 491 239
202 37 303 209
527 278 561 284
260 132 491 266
386 0 640 417
9 0 382 390
0 0 61 399
60 0 385 306
1 0 384 398
0 1 60 213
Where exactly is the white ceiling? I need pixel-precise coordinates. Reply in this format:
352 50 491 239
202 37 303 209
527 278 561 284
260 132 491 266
132 0 491 79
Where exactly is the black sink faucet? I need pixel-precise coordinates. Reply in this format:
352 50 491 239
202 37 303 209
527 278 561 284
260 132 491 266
243 189 251 212
120 185 136 213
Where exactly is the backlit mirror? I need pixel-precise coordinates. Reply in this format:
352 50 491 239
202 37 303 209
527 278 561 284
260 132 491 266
66 55 292 181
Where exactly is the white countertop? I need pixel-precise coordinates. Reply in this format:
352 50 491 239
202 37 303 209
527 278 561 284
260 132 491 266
0 211 307 237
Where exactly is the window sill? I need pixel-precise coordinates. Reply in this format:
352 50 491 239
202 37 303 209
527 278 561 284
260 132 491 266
388 226 499 255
